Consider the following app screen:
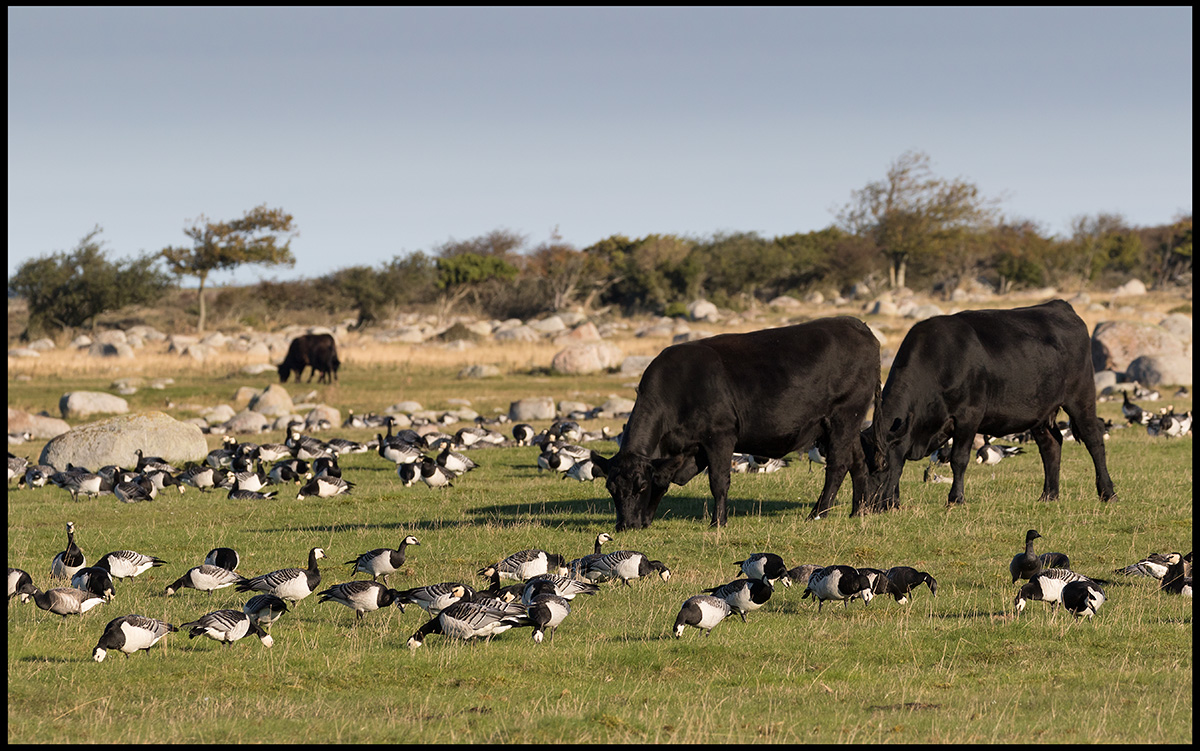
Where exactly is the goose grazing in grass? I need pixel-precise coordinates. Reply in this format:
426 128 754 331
242 593 289 631
673 595 734 637
376 432 422 466
702 578 774 622
524 580 571 643
1121 390 1152 425
736 553 792 588
512 423 536 446
95 550 167 580
802 565 874 612
8 567 36 602
883 566 938 603
582 550 671 586
180 609 273 648
1013 568 1092 613
113 478 155 503
134 449 177 474
1061 580 1106 619
178 465 218 493
227 488 278 501
1160 553 1193 597
785 564 823 590
232 462 269 492
406 599 527 649
437 446 477 475
71 566 116 601
296 476 354 499
93 615 177 661
564 459 602 482
396 582 473 616
481 549 569 582
566 533 615 579
478 566 526 602
397 462 420 487
235 547 326 603
1114 552 1177 579
975 443 1023 466
317 580 403 621
204 547 240 572
50 522 86 581
59 471 104 502
165 565 246 596
345 536 420 586
418 457 456 489
28 585 107 618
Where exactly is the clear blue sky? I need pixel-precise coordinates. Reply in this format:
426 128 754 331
8 7 1192 287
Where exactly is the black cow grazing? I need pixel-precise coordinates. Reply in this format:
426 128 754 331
590 317 881 530
863 299 1116 513
278 333 340 384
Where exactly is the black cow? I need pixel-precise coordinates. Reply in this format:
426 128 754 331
590 317 881 530
863 299 1116 513
278 333 340 384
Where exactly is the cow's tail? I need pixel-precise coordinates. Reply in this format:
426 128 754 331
871 380 887 473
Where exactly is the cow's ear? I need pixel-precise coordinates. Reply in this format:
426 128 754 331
589 451 611 476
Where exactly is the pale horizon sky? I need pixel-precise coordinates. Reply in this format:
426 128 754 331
8 7 1192 288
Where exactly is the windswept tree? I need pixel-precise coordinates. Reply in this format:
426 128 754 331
9 227 171 337
430 229 525 322
160 204 297 332
837 150 1000 289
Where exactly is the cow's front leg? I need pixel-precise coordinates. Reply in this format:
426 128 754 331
701 440 735 527
1030 421 1063 501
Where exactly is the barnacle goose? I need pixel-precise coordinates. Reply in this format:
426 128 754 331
436 446 477 474
564 459 602 482
406 599 527 648
178 465 218 493
376 434 423 466
242 593 289 630
95 550 168 580
50 522 87 581
317 580 403 621
296 476 354 499
524 581 571 643
8 567 36 602
113 478 156 503
566 533 615 578
204 547 240 572
395 583 473 616
582 550 671 586
232 462 269 492
180 609 274 648
346 536 420 586
975 443 1023 465
736 553 792 588
673 595 734 637
1121 390 1152 425
165 565 246 596
1160 553 1193 597
702 578 773 622
28 585 107 617
802 565 874 612
235 547 326 603
478 566 527 602
59 471 104 502
397 462 420 487
481 549 569 582
71 566 116 601
134 449 177 474
93 615 177 661
512 423 536 446
1061 580 1106 619
228 488 279 501
1113 552 1178 579
1013 568 1092 613
417 456 456 488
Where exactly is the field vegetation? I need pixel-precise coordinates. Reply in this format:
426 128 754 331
6 295 1192 744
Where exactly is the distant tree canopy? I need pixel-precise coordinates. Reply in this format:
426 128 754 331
8 154 1192 334
161 204 297 332
9 227 171 337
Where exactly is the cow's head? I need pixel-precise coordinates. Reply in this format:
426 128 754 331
861 411 912 513
277 363 292 383
590 450 681 531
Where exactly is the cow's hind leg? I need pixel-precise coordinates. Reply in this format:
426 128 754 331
945 424 976 507
1030 420 1063 502
1063 400 1118 503
703 439 736 527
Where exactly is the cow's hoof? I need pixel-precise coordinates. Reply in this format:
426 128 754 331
1102 493 1118 503
1038 493 1060 503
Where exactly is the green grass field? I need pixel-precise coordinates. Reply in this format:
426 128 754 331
7 366 1193 744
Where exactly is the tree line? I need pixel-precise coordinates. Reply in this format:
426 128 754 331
8 151 1192 337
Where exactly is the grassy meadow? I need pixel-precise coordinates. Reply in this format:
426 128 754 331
7 312 1194 744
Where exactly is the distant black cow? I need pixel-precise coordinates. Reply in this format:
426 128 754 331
278 333 340 384
863 299 1116 513
590 317 881 530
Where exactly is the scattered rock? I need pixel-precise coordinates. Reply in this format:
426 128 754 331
60 391 130 420
39 411 207 470
1112 278 1147 296
7 407 70 440
509 397 557 422
687 299 720 323
458 364 501 379
1125 354 1192 387
222 409 270 434
1091 320 1187 373
551 343 623 375
248 384 295 418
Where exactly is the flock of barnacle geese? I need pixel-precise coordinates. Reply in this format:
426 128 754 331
9 513 1190 661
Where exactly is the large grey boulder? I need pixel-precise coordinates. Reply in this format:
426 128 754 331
1091 320 1187 373
1126 355 1192 387
8 408 71 440
60 391 129 420
248 384 295 417
39 411 207 470
550 342 623 375
509 397 557 422
688 299 720 323
222 410 270 434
